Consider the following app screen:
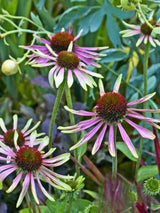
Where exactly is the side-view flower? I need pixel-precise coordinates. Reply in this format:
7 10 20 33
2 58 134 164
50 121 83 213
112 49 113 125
0 114 41 148
22 24 108 90
0 131 71 208
120 17 160 47
59 74 160 158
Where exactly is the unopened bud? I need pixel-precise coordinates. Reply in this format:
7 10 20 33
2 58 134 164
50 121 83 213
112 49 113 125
1 59 18 75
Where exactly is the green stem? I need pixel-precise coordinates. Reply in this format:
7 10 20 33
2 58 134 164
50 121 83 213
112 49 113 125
67 193 73 213
112 122 117 179
49 82 64 150
64 82 79 176
135 42 150 176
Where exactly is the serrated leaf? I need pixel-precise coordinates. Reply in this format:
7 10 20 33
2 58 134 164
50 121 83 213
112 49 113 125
136 165 158 182
116 142 138 161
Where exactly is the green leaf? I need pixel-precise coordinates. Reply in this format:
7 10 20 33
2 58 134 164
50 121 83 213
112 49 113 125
19 206 50 213
136 165 158 182
83 190 99 199
30 12 43 28
6 0 18 15
116 142 138 161
0 181 2 190
77 131 87 162
101 49 128 63
34 0 55 31
89 6 105 32
46 200 67 213
106 14 122 47
70 199 91 213
56 6 91 31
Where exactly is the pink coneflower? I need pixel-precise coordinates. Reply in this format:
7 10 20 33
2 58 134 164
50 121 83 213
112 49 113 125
0 131 71 208
120 18 160 47
0 114 41 148
22 24 107 90
59 74 160 158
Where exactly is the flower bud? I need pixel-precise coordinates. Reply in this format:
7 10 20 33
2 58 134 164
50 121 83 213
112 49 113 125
1 59 18 75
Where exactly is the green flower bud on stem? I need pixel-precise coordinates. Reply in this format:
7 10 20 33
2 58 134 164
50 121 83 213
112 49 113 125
1 59 18 75
144 177 160 196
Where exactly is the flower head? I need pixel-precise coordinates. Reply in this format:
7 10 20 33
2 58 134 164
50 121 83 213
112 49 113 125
59 74 160 158
0 115 41 148
0 131 71 208
22 24 107 90
120 18 160 47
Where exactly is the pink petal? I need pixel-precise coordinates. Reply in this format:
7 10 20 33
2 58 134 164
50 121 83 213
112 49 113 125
127 93 155 106
108 124 116 157
117 122 138 158
16 172 30 208
124 118 155 139
64 105 98 116
92 123 107 155
31 173 39 204
0 166 17 182
70 121 104 150
67 69 74 88
7 171 23 193
35 171 55 201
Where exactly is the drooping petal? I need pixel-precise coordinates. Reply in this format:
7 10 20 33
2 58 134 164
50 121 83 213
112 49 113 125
40 169 71 191
30 173 39 204
149 35 156 47
67 69 74 88
117 122 138 158
16 172 30 208
41 165 73 179
35 171 55 201
7 171 23 193
70 121 104 150
136 35 145 47
42 153 70 165
55 67 64 88
127 112 160 123
59 117 102 133
124 118 155 139
92 123 107 155
108 124 116 157
0 166 18 182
